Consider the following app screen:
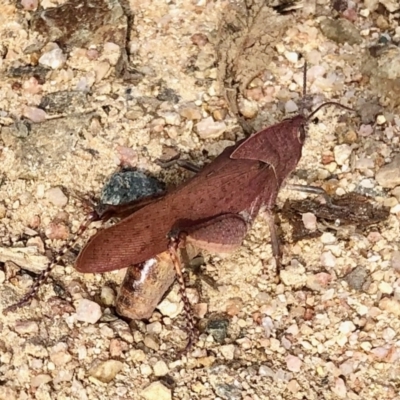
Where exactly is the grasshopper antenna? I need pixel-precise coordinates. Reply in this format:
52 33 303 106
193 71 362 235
300 59 307 116
3 212 98 314
307 101 354 120
299 58 354 119
168 235 198 352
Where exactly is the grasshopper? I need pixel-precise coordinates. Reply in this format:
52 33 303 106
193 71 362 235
5 63 352 348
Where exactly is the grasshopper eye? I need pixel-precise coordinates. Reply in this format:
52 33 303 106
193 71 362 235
298 125 306 143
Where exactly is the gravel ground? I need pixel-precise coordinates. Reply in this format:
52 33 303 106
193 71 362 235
1 0 400 399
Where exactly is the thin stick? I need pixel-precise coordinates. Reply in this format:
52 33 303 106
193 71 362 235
264 210 281 282
168 237 198 351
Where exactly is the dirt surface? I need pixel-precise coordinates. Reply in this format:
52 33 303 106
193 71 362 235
1 0 400 399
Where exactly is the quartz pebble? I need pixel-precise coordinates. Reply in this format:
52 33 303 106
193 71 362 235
39 48 66 69
196 117 227 139
334 144 352 165
157 297 183 318
75 299 102 324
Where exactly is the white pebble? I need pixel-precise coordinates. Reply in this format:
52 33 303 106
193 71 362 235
284 51 299 63
302 212 317 230
160 112 181 126
75 299 102 324
376 115 386 125
321 232 336 245
321 251 336 268
239 98 258 118
378 281 393 294
157 298 183 318
39 48 66 69
334 144 352 166
286 355 302 372
196 117 227 139
339 321 356 335
285 100 298 113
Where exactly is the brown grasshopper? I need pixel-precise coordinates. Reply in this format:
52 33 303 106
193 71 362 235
5 63 352 348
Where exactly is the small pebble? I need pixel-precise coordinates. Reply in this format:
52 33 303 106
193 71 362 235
321 232 336 245
285 100 298 113
196 117 227 139
157 298 183 318
153 360 169 377
45 187 68 207
391 250 400 271
147 321 162 335
140 364 153 377
21 0 38 10
180 106 201 120
376 115 386 125
23 106 47 123
380 0 399 13
306 272 332 291
75 299 102 324
31 374 52 387
284 51 299 63
238 99 258 118
334 144 352 166
193 303 208 318
280 267 307 286
339 321 356 334
286 355 302 372
144 335 159 351
88 360 124 383
15 320 39 335
332 377 347 398
344 266 368 291
302 212 317 230
101 286 115 306
45 222 69 240
378 281 393 295
259 365 274 377
219 344 235 360
160 112 181 126
320 251 336 268
140 382 172 400
109 339 124 357
379 297 400 316
50 350 72 366
376 154 400 188
39 48 66 69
